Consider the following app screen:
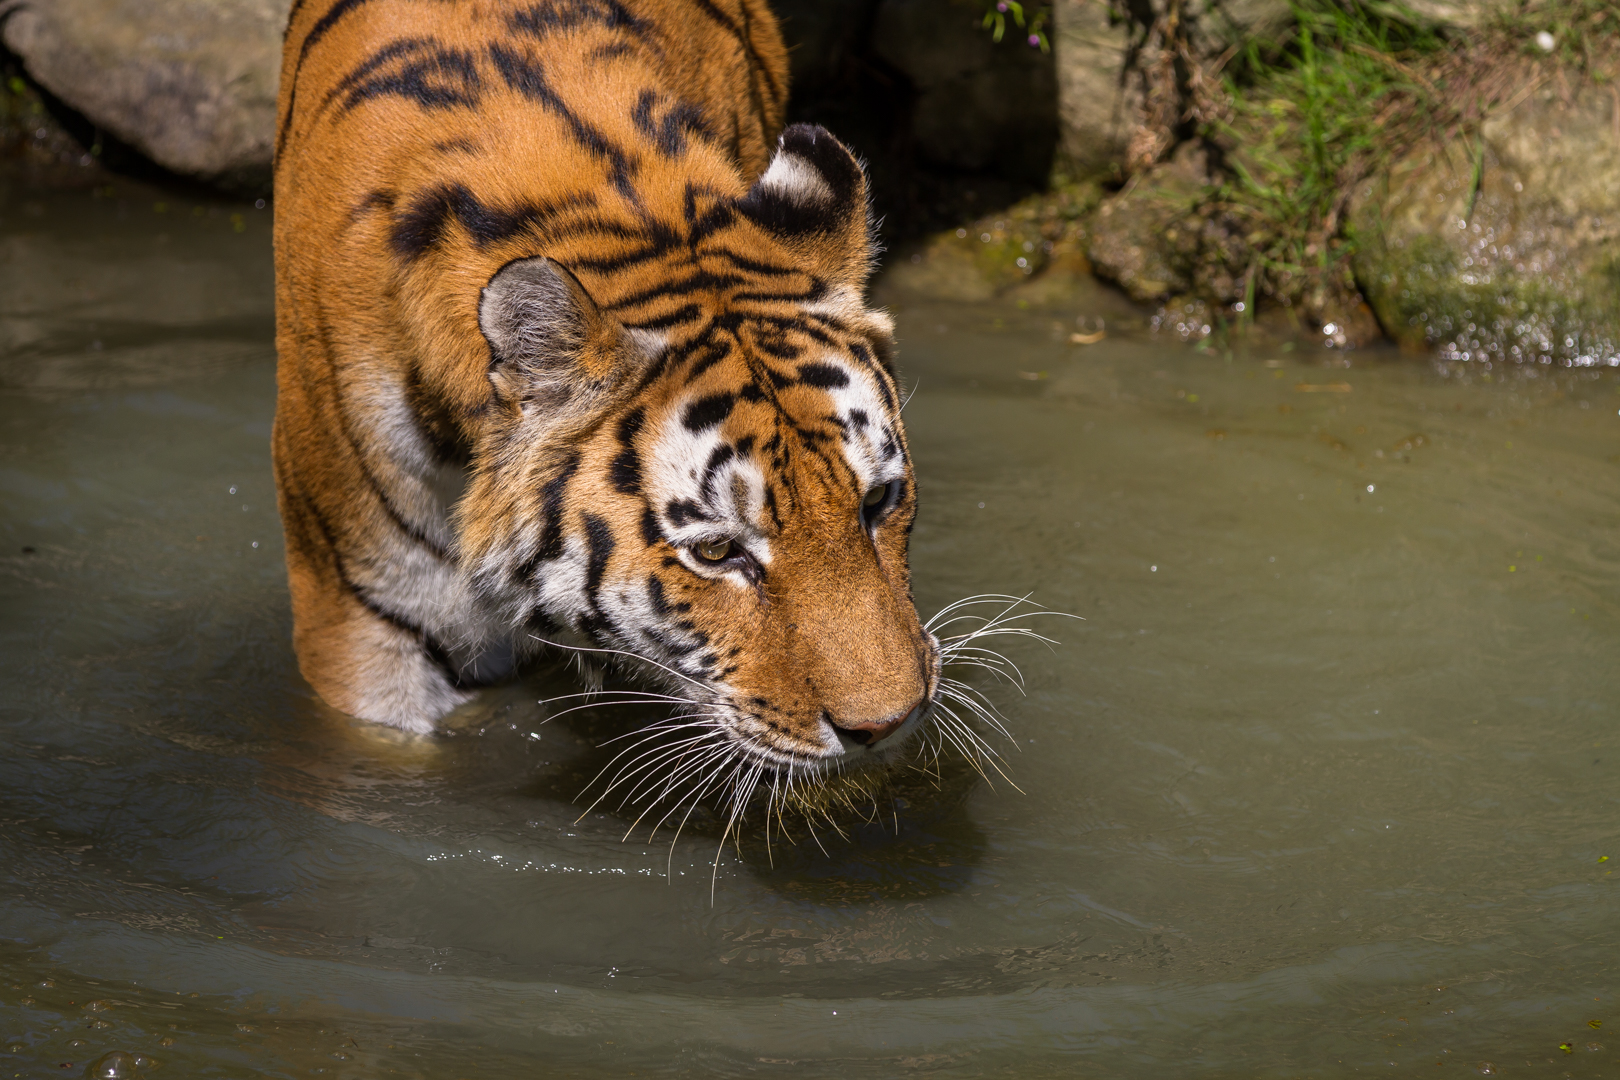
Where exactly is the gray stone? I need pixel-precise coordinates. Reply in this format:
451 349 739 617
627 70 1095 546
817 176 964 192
0 0 284 189
1052 0 1136 179
1351 86 1620 364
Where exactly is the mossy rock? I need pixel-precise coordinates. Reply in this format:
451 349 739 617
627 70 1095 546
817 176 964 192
1350 87 1620 364
878 182 1102 302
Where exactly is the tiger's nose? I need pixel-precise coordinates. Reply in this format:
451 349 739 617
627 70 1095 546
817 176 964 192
835 700 926 747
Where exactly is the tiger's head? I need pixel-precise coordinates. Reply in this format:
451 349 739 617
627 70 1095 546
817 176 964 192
459 125 938 809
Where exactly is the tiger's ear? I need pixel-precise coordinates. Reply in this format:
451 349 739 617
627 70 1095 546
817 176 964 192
737 124 876 289
478 257 651 412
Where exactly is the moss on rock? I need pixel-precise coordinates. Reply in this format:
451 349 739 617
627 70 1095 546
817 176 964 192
1350 86 1620 365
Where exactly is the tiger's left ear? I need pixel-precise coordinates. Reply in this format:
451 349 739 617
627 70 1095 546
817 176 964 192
478 256 654 416
737 124 877 289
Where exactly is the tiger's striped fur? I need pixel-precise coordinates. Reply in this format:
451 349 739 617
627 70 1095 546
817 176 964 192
272 0 938 793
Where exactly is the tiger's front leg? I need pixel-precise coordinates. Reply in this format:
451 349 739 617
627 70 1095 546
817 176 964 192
270 360 513 733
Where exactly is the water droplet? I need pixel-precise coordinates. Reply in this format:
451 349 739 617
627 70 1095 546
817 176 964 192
86 1050 143 1079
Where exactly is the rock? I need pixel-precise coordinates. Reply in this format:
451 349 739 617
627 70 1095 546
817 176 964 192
0 0 284 190
1351 86 1620 364
869 0 1056 184
1084 143 1225 303
1051 0 1136 179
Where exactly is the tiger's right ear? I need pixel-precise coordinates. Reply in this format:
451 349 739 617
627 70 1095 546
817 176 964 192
737 124 877 289
478 256 654 412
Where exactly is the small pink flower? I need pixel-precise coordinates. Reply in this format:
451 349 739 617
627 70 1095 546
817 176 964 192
1028 33 1041 46
996 2 1007 11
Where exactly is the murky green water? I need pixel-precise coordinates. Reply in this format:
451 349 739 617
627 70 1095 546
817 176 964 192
2 176 1618 1079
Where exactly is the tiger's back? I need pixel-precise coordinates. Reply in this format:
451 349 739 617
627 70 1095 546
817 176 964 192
274 0 938 809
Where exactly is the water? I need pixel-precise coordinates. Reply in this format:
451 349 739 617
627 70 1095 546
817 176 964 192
2 175 1617 1079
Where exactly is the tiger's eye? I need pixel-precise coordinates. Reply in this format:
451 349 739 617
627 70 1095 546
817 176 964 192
694 538 732 562
862 483 887 508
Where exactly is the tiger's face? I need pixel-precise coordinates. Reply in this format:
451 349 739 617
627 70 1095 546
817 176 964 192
460 126 936 790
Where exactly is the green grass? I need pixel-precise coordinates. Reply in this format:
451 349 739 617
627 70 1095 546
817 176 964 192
1209 1 1444 309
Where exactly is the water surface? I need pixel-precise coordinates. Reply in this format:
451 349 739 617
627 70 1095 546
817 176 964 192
2 177 1618 1078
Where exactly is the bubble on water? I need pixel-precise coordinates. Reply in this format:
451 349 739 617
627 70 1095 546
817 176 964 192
84 999 111 1012
1476 1065 1495 1076
86 1050 151 1078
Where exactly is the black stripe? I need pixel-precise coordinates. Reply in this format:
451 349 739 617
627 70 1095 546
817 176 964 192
529 453 581 572
624 303 705 331
487 44 640 197
640 507 664 547
796 361 849 389
683 391 736 431
699 443 735 500
601 268 753 314
581 511 615 596
632 91 715 157
329 37 482 114
508 0 656 43
609 408 644 495
664 499 714 528
390 183 596 261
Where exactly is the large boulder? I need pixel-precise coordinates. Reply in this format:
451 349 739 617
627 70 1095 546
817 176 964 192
0 0 285 190
1350 85 1620 364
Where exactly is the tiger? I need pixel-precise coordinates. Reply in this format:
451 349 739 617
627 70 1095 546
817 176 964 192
271 0 972 819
